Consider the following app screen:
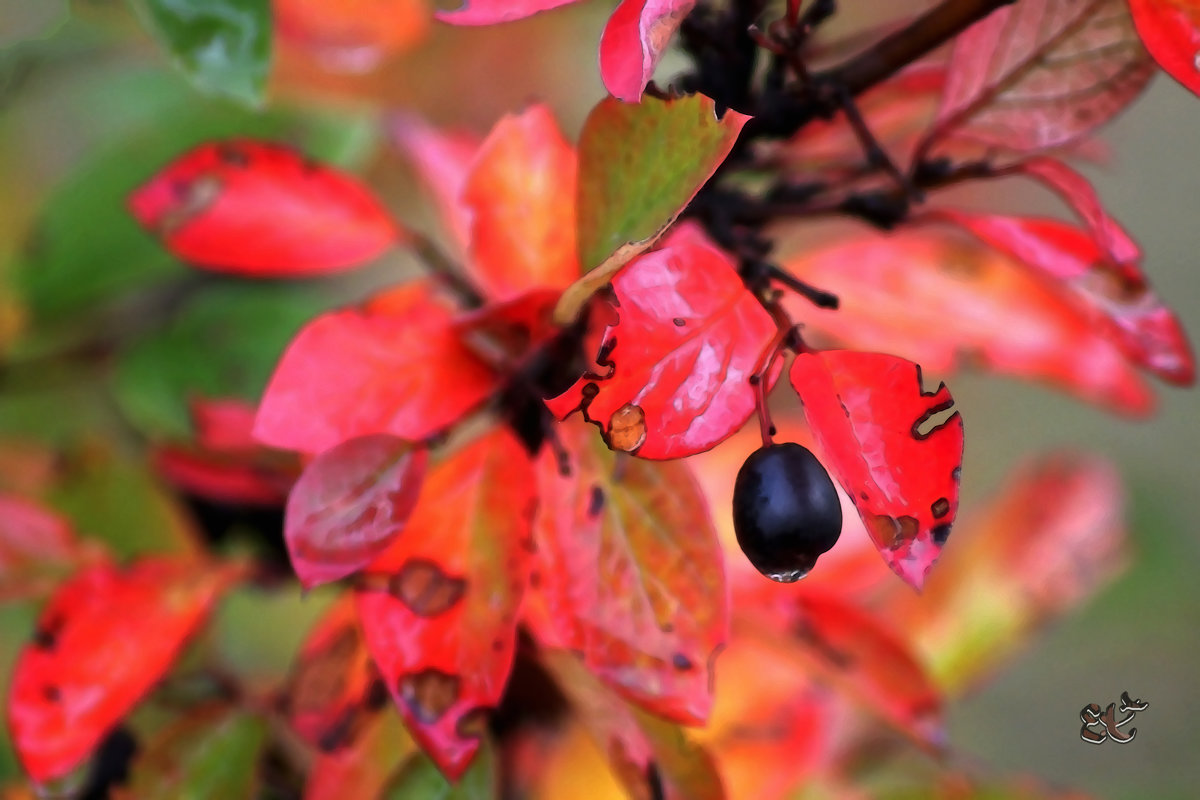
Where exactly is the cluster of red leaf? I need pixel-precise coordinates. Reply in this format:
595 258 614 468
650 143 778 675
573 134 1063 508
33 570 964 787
4 0 1199 796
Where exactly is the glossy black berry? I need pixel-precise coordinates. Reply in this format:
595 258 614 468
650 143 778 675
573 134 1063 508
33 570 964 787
732 443 842 583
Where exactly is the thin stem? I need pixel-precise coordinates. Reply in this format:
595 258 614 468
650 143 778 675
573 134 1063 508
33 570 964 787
409 232 486 309
767 265 839 309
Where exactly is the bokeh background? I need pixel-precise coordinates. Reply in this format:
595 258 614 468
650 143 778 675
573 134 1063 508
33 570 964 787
1 1 1198 798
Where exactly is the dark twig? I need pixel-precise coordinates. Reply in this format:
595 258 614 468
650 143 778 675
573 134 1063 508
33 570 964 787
409 232 485 309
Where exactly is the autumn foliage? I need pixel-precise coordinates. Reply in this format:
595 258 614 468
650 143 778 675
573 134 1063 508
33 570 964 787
1 0 1197 798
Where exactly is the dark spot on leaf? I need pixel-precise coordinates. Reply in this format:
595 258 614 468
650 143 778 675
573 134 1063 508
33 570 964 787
398 669 460 724
840 401 851 418
42 685 61 703
931 497 950 519
288 626 357 715
455 707 490 740
932 524 952 546
859 491 869 502
32 625 59 651
863 513 920 550
660 622 675 634
363 677 389 711
608 404 647 452
390 558 466 618
748 374 760 385
588 485 606 517
672 652 694 671
316 706 361 753
492 639 505 653
795 620 852 668
529 570 542 589
673 317 686 327
215 143 250 167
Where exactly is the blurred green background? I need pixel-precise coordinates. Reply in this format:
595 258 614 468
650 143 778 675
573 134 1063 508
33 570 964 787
1 1 1198 798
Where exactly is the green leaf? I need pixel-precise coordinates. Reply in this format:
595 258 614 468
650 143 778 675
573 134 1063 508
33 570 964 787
113 282 332 440
134 0 271 107
559 93 749 322
124 707 267 800
383 739 497 800
47 443 201 558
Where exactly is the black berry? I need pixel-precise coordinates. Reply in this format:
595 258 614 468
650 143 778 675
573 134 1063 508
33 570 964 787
732 443 842 582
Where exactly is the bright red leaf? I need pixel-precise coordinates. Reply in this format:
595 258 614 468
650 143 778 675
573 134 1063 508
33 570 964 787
129 140 401 277
436 0 579 25
285 435 428 589
276 0 430 71
1128 0 1200 96
531 419 727 724
789 351 964 591
925 0 1154 155
600 0 696 102
935 210 1195 385
254 281 499 454
7 557 234 783
356 429 536 779
548 224 777 459
781 230 1157 415
285 595 384 751
461 105 580 301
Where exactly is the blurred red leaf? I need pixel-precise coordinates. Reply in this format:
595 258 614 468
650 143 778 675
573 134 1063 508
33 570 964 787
893 453 1127 694
254 281 499 454
153 398 300 507
925 0 1154 154
781 230 1157 414
789 351 964 590
390 114 481 258
7 557 233 783
455 289 563 370
1014 156 1142 264
532 419 726 724
1128 0 1200 96
436 0 579 24
285 595 383 751
129 140 401 277
276 0 430 71
305 709 415 800
0 495 78 575
541 649 726 800
935 210 1194 384
785 591 943 746
285 436 427 589
600 1 696 102
356 429 536 779
461 106 579 301
548 225 776 459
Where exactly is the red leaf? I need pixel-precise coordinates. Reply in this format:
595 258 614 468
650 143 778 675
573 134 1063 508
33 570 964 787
285 595 383 752
389 114 481 258
935 210 1194 385
540 649 726 800
7 557 233 783
129 140 400 277
789 351 964 590
461 106 580 301
0 495 78 575
925 0 1154 154
356 429 536 779
276 0 430 71
1014 156 1142 265
742 591 944 747
600 1 696 102
254 281 499 454
781 229 1157 415
1128 0 1200 96
285 436 428 589
548 224 777 459
305 710 415 800
531 419 727 724
436 0 579 25
190 398 262 452
454 289 564 370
